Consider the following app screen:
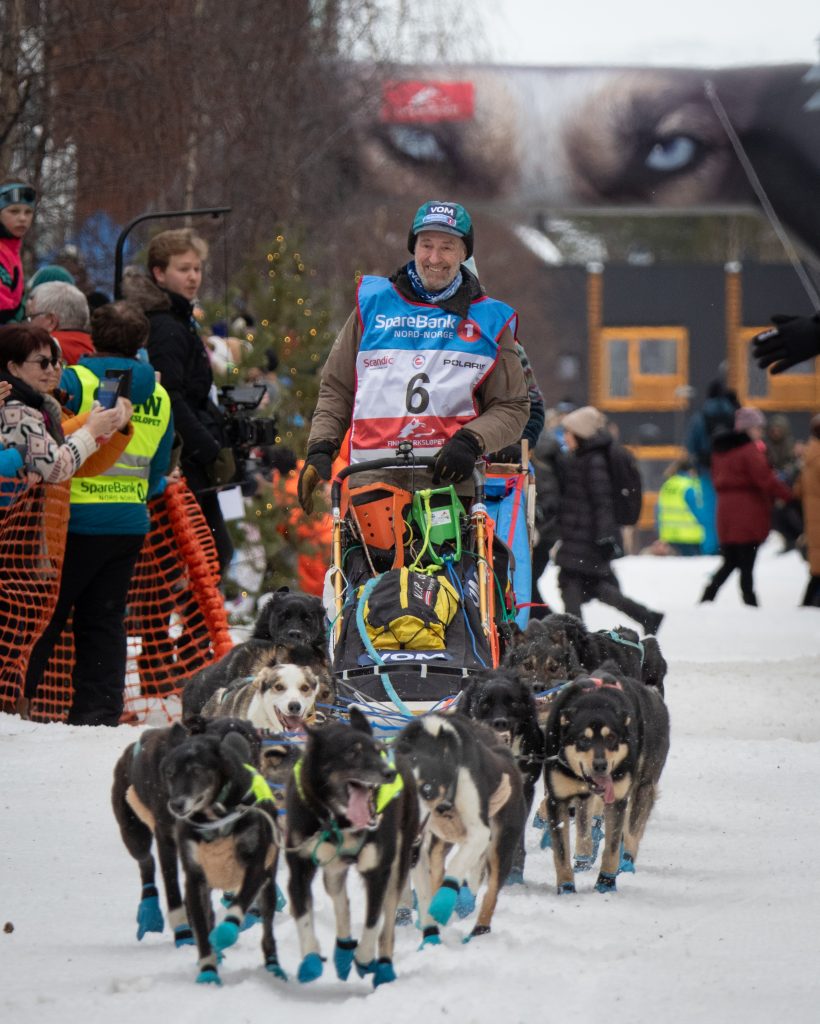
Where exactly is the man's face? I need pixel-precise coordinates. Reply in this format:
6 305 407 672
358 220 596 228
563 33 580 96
152 249 203 301
25 299 57 333
414 231 466 292
0 204 35 239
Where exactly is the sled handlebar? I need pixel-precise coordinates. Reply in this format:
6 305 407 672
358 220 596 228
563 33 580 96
330 457 485 507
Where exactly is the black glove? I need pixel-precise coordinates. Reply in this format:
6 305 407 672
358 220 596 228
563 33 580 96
596 536 624 561
431 429 482 484
487 443 522 465
752 314 820 375
297 441 335 514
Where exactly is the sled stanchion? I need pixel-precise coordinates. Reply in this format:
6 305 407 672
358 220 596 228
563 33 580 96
331 496 344 643
522 438 536 555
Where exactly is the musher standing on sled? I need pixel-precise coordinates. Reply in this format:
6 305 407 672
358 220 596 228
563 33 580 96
297 200 529 512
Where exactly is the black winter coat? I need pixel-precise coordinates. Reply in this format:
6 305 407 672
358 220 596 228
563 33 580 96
124 275 225 493
554 430 620 577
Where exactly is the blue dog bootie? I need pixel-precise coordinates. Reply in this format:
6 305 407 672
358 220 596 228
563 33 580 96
209 916 241 953
429 876 460 925
136 884 164 940
334 937 358 980
298 952 325 983
373 958 397 987
455 884 476 918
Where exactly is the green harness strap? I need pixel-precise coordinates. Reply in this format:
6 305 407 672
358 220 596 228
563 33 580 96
292 751 404 865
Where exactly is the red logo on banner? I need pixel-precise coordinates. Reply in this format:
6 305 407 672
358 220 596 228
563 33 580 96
457 319 481 343
380 81 475 123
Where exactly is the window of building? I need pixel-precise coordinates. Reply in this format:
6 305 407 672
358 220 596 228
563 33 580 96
597 327 689 410
733 327 819 409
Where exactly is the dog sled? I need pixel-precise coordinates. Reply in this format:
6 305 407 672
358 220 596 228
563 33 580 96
325 447 534 720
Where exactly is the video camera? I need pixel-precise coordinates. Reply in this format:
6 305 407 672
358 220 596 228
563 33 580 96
217 383 279 452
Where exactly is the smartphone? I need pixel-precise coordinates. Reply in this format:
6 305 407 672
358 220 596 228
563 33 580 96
96 377 120 409
105 367 132 401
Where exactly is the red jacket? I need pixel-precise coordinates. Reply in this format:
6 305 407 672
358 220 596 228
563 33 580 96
55 329 95 365
0 235 24 323
712 431 792 544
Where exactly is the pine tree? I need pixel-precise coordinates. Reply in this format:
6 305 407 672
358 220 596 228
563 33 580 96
216 232 335 609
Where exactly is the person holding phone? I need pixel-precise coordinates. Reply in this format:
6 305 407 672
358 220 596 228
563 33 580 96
21 301 174 726
0 323 127 482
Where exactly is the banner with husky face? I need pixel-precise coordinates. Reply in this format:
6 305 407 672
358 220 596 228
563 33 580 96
372 65 820 256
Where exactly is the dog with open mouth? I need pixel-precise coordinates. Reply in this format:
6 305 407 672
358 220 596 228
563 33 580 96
199 661 333 734
182 587 330 718
543 664 670 895
284 707 418 989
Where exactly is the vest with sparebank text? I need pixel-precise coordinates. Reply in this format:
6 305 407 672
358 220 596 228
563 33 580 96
349 275 517 463
70 363 171 506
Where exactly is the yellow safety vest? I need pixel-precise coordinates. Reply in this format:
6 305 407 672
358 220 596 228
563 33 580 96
657 474 704 545
70 364 171 506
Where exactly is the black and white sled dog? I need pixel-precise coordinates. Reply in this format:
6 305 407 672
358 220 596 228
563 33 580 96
200 661 333 734
160 724 284 984
112 717 284 984
285 707 418 989
395 713 526 942
182 587 330 717
543 665 670 895
111 715 261 950
459 669 545 882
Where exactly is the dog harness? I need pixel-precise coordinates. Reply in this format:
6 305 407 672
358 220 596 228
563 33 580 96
291 751 404 865
185 764 278 842
599 629 645 667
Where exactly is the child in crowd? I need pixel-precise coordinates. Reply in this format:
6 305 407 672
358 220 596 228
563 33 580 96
0 181 37 324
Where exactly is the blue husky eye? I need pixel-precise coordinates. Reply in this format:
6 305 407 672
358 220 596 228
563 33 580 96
645 135 698 172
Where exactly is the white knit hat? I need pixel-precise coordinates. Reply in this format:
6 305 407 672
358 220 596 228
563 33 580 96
562 405 606 440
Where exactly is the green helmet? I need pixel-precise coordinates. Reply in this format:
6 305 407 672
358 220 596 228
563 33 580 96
407 200 473 258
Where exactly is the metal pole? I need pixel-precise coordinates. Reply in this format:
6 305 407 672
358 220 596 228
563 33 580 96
113 206 231 298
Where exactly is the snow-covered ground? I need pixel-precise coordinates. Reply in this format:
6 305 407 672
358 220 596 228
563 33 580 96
2 537 818 1024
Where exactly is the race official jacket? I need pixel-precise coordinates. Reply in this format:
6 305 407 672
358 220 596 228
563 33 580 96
68 362 172 530
349 275 517 463
656 474 704 546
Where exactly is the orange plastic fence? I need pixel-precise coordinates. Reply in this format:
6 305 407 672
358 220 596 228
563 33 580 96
0 478 233 724
0 479 71 706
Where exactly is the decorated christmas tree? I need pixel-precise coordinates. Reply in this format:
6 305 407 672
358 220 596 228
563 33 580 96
214 232 336 610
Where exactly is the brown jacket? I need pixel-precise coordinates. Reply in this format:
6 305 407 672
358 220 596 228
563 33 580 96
307 268 530 457
795 436 820 575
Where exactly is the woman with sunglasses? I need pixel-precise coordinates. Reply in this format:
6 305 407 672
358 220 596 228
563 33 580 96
0 181 37 325
0 323 127 482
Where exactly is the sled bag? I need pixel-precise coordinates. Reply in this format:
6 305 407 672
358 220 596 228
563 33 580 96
359 568 460 650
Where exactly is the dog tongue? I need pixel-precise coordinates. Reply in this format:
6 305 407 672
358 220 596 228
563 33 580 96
594 775 616 804
346 784 372 829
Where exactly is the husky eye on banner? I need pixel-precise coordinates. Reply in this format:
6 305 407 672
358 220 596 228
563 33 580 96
373 65 820 257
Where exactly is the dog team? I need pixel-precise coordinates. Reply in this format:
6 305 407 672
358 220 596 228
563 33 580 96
111 586 670 988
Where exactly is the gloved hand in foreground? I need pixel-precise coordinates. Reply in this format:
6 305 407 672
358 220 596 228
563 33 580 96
431 429 482 484
297 441 335 513
752 313 820 374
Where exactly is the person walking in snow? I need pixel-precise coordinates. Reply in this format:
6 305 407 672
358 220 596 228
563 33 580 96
700 406 793 607
554 405 664 635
